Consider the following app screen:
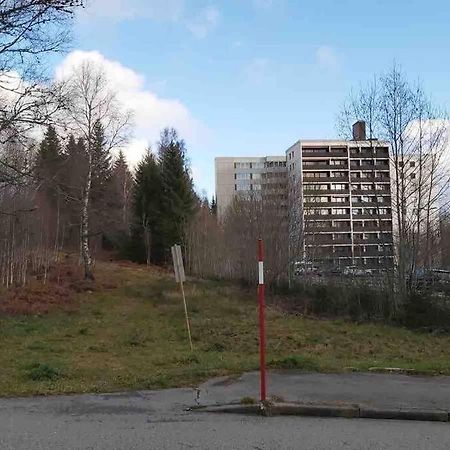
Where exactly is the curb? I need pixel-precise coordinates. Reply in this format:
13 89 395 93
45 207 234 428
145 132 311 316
194 403 450 423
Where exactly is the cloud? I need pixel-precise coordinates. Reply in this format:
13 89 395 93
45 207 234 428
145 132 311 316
245 58 270 85
78 0 219 38
186 5 220 39
55 50 208 167
316 45 339 71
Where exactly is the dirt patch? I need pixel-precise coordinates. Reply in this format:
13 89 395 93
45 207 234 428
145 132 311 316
0 259 118 316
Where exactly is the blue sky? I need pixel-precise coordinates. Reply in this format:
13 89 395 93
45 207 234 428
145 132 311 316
63 0 450 197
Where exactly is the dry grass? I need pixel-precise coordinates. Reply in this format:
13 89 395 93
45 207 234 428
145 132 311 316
0 259 449 396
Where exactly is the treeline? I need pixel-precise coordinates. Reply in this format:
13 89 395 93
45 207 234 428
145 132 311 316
1 123 201 284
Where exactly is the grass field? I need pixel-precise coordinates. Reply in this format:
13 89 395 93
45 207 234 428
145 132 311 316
0 260 449 396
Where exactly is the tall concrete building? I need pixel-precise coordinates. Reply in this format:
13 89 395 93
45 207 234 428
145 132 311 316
215 122 395 270
214 156 287 217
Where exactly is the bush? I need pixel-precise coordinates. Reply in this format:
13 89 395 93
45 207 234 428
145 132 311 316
25 363 63 381
271 355 320 371
279 279 394 322
403 291 450 330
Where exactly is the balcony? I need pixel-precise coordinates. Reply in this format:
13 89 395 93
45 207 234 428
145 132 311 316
350 147 389 158
351 189 390 196
350 177 391 183
304 201 350 208
302 149 348 158
350 164 391 171
306 214 351 220
353 224 392 232
351 201 391 207
303 176 349 183
305 226 351 234
303 164 349 171
303 189 350 196
352 213 392 220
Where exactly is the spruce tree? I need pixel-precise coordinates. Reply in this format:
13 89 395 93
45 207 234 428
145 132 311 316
158 128 195 257
129 151 163 263
210 196 217 216
36 125 63 206
91 120 112 194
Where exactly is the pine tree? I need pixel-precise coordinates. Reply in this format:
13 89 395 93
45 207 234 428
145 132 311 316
158 128 195 257
129 151 163 264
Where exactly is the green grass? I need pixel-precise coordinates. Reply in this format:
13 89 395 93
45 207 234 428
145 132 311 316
0 261 449 396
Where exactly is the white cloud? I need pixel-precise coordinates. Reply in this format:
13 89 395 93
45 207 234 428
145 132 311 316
245 58 270 85
78 0 219 38
54 50 208 168
316 45 339 71
186 5 220 39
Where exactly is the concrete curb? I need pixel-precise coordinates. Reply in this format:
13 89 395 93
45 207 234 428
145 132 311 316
194 402 450 423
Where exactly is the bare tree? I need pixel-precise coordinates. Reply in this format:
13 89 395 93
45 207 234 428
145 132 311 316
338 65 450 304
62 61 131 279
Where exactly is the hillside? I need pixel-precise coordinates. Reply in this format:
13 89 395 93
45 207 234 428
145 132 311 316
0 260 449 396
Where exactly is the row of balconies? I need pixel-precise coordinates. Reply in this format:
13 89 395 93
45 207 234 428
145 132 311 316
302 163 390 171
301 148 389 159
303 176 390 183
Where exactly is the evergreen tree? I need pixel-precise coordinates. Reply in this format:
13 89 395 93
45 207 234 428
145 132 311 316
38 125 61 162
91 120 112 194
158 128 195 257
128 151 163 264
210 196 217 216
36 125 64 207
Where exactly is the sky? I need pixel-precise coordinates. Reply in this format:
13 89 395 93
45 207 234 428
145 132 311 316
54 0 450 197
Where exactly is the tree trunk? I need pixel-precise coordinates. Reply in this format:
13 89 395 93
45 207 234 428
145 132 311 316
81 156 94 280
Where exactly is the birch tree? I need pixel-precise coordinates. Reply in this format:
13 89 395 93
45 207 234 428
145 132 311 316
338 65 450 303
63 61 131 279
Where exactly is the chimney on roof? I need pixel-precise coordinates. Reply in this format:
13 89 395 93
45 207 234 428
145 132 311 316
352 120 366 141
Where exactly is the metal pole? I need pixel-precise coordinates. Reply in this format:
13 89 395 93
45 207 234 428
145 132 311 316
180 279 193 352
258 238 267 402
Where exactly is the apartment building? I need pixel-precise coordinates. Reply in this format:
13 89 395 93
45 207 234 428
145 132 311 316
288 122 394 270
215 156 287 217
215 121 395 270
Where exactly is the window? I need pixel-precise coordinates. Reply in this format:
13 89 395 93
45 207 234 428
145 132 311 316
252 184 262 191
410 161 416 168
331 184 346 190
251 173 261 180
410 173 416 180
333 208 348 215
330 160 346 166
331 197 347 203
309 196 329 203
235 162 251 169
252 162 264 169
235 173 251 180
304 184 328 191
332 172 347 178
235 184 251 191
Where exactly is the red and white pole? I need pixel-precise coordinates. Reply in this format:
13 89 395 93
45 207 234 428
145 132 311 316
258 238 267 403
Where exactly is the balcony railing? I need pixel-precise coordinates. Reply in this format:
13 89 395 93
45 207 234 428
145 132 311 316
304 202 350 208
303 176 349 183
303 189 350 195
302 150 348 158
350 164 391 171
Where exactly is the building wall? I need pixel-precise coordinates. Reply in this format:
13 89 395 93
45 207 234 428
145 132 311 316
288 140 394 270
215 156 287 218
215 138 395 271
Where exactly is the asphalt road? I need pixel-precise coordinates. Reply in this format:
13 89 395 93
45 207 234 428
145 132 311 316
1 392 450 450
